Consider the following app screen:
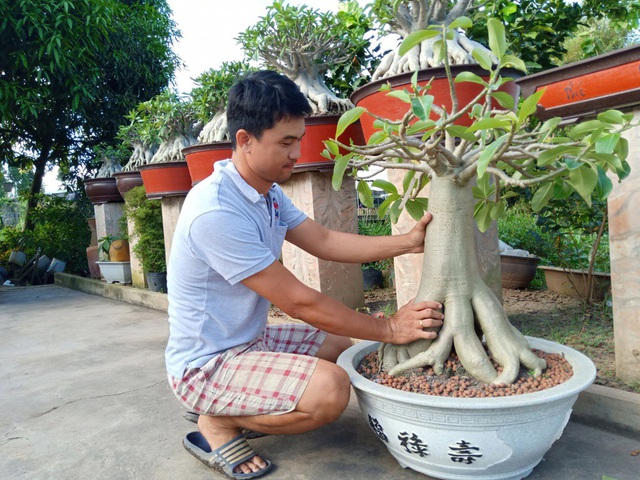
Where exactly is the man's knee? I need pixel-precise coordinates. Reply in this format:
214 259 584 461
300 362 351 424
316 334 353 363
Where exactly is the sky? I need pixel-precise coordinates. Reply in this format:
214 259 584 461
167 0 368 95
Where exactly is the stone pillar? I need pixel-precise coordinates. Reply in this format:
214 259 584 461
387 170 502 308
609 108 640 384
127 217 146 289
93 203 125 247
280 171 365 309
160 196 185 268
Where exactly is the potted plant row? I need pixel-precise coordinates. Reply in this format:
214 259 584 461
325 12 632 479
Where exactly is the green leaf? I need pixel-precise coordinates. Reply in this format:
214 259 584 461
372 179 398 196
487 18 507 59
336 107 364 138
490 91 515 110
449 16 472 30
597 110 626 125
490 200 507 220
387 90 411 103
407 120 436 135
331 154 351 191
619 160 632 180
567 165 598 206
388 199 403 224
357 180 374 208
473 201 493 232
411 95 434 121
466 117 512 133
595 133 621 155
569 120 605 139
518 89 545 124
477 135 507 178
405 199 425 221
445 125 477 142
531 183 555 212
323 140 339 156
472 48 493 71
537 145 581 167
403 170 416 193
595 166 614 199
455 72 487 86
500 54 527 73
399 29 441 56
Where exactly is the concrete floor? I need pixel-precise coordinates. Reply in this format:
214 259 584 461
1 284 638 480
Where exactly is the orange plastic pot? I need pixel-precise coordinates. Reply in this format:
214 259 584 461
138 162 192 199
182 142 232 185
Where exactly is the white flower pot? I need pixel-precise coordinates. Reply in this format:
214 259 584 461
337 338 596 480
96 261 132 284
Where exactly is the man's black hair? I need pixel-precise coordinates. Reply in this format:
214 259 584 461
226 70 312 149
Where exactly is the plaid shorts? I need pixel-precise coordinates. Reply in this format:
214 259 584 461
168 323 327 417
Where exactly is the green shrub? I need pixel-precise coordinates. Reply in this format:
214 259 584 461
123 186 166 273
358 216 392 270
0 194 92 275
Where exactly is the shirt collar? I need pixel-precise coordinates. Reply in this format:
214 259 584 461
218 159 276 203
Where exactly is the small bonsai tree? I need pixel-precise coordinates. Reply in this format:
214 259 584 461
117 107 159 171
327 18 633 384
368 0 491 80
191 61 257 144
237 0 375 114
118 90 201 165
91 142 129 178
123 186 166 273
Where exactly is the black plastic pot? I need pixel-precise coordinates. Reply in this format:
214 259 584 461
146 272 167 293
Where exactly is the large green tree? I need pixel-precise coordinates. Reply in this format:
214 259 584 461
0 0 180 230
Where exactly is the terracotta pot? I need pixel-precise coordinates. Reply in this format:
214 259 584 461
86 245 100 279
108 239 130 262
539 265 611 301
114 171 144 197
501 254 540 289
351 66 521 141
293 115 365 173
182 142 232 185
138 162 192 200
84 177 123 204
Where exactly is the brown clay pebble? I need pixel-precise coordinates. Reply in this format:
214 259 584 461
358 348 573 398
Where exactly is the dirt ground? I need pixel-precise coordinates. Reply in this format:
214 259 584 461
360 287 635 394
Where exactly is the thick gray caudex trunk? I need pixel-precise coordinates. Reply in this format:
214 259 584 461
379 174 547 384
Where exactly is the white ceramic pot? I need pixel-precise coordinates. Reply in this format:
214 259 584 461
337 338 596 480
96 261 132 284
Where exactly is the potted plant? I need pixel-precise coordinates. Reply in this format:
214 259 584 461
123 185 167 292
182 61 256 185
134 90 201 199
236 0 374 171
95 234 131 284
535 193 612 302
84 143 129 205
327 18 633 479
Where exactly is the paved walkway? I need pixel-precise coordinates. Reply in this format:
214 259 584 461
1 284 638 480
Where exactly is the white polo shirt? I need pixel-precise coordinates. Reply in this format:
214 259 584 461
165 160 307 378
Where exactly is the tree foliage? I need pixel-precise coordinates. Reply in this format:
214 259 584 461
0 0 180 229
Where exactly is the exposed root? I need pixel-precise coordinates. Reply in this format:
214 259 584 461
380 284 546 385
198 111 228 144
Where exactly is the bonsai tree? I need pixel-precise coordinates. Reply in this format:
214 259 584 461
326 18 633 384
191 61 257 144
236 0 375 114
116 107 158 172
123 186 166 274
118 89 201 166
91 142 129 178
368 0 491 80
